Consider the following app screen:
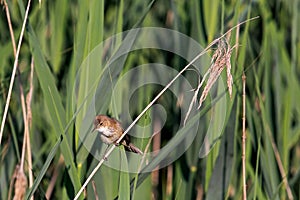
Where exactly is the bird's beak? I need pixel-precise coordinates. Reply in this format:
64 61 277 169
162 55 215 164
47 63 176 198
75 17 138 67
91 126 96 133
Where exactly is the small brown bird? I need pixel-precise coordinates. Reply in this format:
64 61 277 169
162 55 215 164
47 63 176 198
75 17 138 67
93 115 143 155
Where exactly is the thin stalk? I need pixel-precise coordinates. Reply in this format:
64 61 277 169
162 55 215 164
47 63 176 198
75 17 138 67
242 73 247 199
2 0 34 196
0 0 32 146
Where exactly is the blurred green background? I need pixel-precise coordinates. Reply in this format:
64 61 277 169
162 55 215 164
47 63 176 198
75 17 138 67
0 0 299 199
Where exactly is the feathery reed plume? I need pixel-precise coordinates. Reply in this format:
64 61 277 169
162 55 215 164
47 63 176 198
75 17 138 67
184 35 236 125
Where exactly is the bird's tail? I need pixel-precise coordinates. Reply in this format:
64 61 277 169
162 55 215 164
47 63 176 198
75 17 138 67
119 135 143 155
121 141 143 155
127 143 143 155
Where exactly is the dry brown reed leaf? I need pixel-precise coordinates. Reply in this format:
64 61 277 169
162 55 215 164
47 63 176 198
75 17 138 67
13 165 28 200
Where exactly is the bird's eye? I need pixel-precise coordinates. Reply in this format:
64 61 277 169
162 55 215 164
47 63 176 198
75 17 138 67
99 122 103 126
